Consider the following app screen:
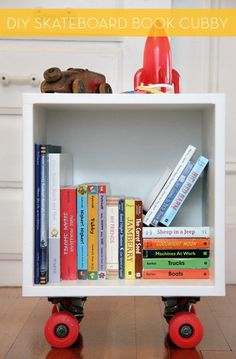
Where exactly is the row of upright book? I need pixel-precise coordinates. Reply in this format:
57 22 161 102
64 190 143 281
34 143 210 284
34 143 144 283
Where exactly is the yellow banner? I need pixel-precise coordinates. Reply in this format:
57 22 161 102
0 8 235 37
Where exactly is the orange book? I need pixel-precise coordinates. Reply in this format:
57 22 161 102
143 238 210 250
143 269 209 279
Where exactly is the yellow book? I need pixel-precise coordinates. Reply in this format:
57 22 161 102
125 199 135 279
87 184 98 280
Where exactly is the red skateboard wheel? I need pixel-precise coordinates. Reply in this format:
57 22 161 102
44 311 79 349
169 312 203 349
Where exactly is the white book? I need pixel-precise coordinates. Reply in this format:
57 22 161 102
143 145 196 226
48 153 73 283
143 167 172 212
106 197 119 279
143 226 210 238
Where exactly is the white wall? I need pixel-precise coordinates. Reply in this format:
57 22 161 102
0 0 235 284
172 0 236 283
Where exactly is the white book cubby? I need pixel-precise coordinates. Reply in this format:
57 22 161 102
22 93 225 297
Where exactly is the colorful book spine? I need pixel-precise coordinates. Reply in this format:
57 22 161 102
143 269 210 279
118 198 125 279
135 200 143 279
48 153 73 283
77 184 88 280
143 238 210 250
143 258 210 269
143 145 196 226
160 156 209 226
98 184 107 280
60 187 77 280
87 184 98 280
143 249 210 258
125 199 135 279
151 161 194 226
39 144 61 285
106 197 119 279
143 226 210 238
34 144 41 284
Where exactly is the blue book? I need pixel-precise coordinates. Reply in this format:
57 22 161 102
151 161 194 226
119 198 125 279
34 144 41 284
160 156 209 227
39 144 61 284
77 184 88 280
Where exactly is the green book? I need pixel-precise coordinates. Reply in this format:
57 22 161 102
143 249 210 258
143 258 210 269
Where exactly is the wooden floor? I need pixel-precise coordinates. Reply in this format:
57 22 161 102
1 286 236 359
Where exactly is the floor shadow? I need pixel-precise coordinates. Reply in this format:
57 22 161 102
45 333 83 359
164 335 202 359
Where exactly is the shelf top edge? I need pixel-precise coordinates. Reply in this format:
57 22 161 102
23 93 225 106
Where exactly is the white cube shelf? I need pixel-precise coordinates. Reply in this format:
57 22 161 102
22 93 225 297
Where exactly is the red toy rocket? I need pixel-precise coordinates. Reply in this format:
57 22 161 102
134 34 180 93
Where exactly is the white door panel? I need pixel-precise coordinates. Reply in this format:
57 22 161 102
0 189 22 254
0 41 122 107
0 115 22 183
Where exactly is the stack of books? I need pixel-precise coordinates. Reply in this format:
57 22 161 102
142 226 210 279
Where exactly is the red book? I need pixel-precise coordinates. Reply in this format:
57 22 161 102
60 187 77 280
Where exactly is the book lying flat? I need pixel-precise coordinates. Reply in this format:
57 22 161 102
143 226 210 238
143 249 210 258
143 258 210 269
143 269 210 279
143 238 210 250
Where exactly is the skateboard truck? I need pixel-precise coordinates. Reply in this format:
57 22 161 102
162 296 200 321
48 296 87 322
